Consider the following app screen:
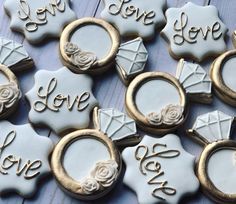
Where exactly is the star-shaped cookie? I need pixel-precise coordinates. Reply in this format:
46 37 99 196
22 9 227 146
0 121 53 197
161 2 227 62
4 0 76 44
26 67 98 134
101 0 166 40
122 134 199 204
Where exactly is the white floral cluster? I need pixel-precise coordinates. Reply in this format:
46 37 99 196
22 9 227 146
0 82 20 114
80 159 118 195
147 104 184 126
64 42 97 70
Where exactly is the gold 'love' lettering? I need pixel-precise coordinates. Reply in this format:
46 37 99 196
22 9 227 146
18 0 66 32
33 78 90 113
173 12 222 45
0 131 42 179
135 143 180 201
108 0 155 25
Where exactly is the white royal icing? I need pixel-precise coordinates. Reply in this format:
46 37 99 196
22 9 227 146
0 120 53 197
161 2 227 62
122 134 199 204
101 0 166 39
192 111 234 143
0 37 30 69
116 37 148 82
26 67 98 134
135 79 181 115
222 56 236 92
4 0 76 43
207 149 236 195
98 108 137 141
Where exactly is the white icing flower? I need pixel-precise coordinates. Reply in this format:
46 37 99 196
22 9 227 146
146 112 163 125
91 160 118 188
81 177 100 195
64 42 80 55
71 51 97 70
161 104 184 125
0 82 20 113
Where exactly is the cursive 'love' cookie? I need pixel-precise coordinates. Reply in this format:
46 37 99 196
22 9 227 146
0 37 33 72
187 111 236 203
161 2 227 62
101 0 166 40
0 64 21 119
0 120 53 197
4 0 76 44
122 134 199 204
26 67 98 134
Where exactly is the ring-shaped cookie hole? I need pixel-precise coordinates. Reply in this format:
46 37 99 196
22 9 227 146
51 129 121 200
198 140 236 203
211 50 236 106
0 64 21 119
125 72 187 135
60 17 120 74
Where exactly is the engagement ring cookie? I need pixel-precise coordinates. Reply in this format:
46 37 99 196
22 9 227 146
101 0 166 40
210 32 236 106
51 107 140 200
0 121 53 197
126 59 212 134
4 0 76 44
122 134 199 204
187 111 236 203
26 67 98 134
0 64 21 119
161 2 227 62
0 37 33 72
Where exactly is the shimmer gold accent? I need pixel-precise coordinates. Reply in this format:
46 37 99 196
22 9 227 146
51 129 121 200
125 72 187 135
60 17 120 74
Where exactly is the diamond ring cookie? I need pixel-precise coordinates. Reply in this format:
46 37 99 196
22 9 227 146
0 121 53 197
210 32 236 106
101 0 166 40
122 134 199 204
0 64 21 119
161 2 227 62
26 67 98 135
51 107 140 200
187 111 236 203
0 37 33 72
126 59 212 134
4 0 76 44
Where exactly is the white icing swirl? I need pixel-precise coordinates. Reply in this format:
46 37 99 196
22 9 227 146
64 42 79 55
0 82 20 114
81 177 100 195
91 159 118 188
146 112 162 125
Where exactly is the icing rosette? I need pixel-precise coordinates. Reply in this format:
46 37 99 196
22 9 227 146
81 178 100 195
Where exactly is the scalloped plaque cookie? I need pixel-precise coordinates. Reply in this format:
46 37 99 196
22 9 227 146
4 0 76 44
161 2 227 62
101 0 166 40
0 121 53 197
26 67 98 134
122 134 199 204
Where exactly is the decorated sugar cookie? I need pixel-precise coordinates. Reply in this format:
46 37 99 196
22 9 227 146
0 120 53 197
187 111 236 203
122 134 199 204
26 67 98 134
101 0 166 40
210 32 236 106
0 37 33 71
0 64 21 119
4 0 76 44
116 37 148 85
126 59 212 134
51 107 140 200
161 2 227 62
